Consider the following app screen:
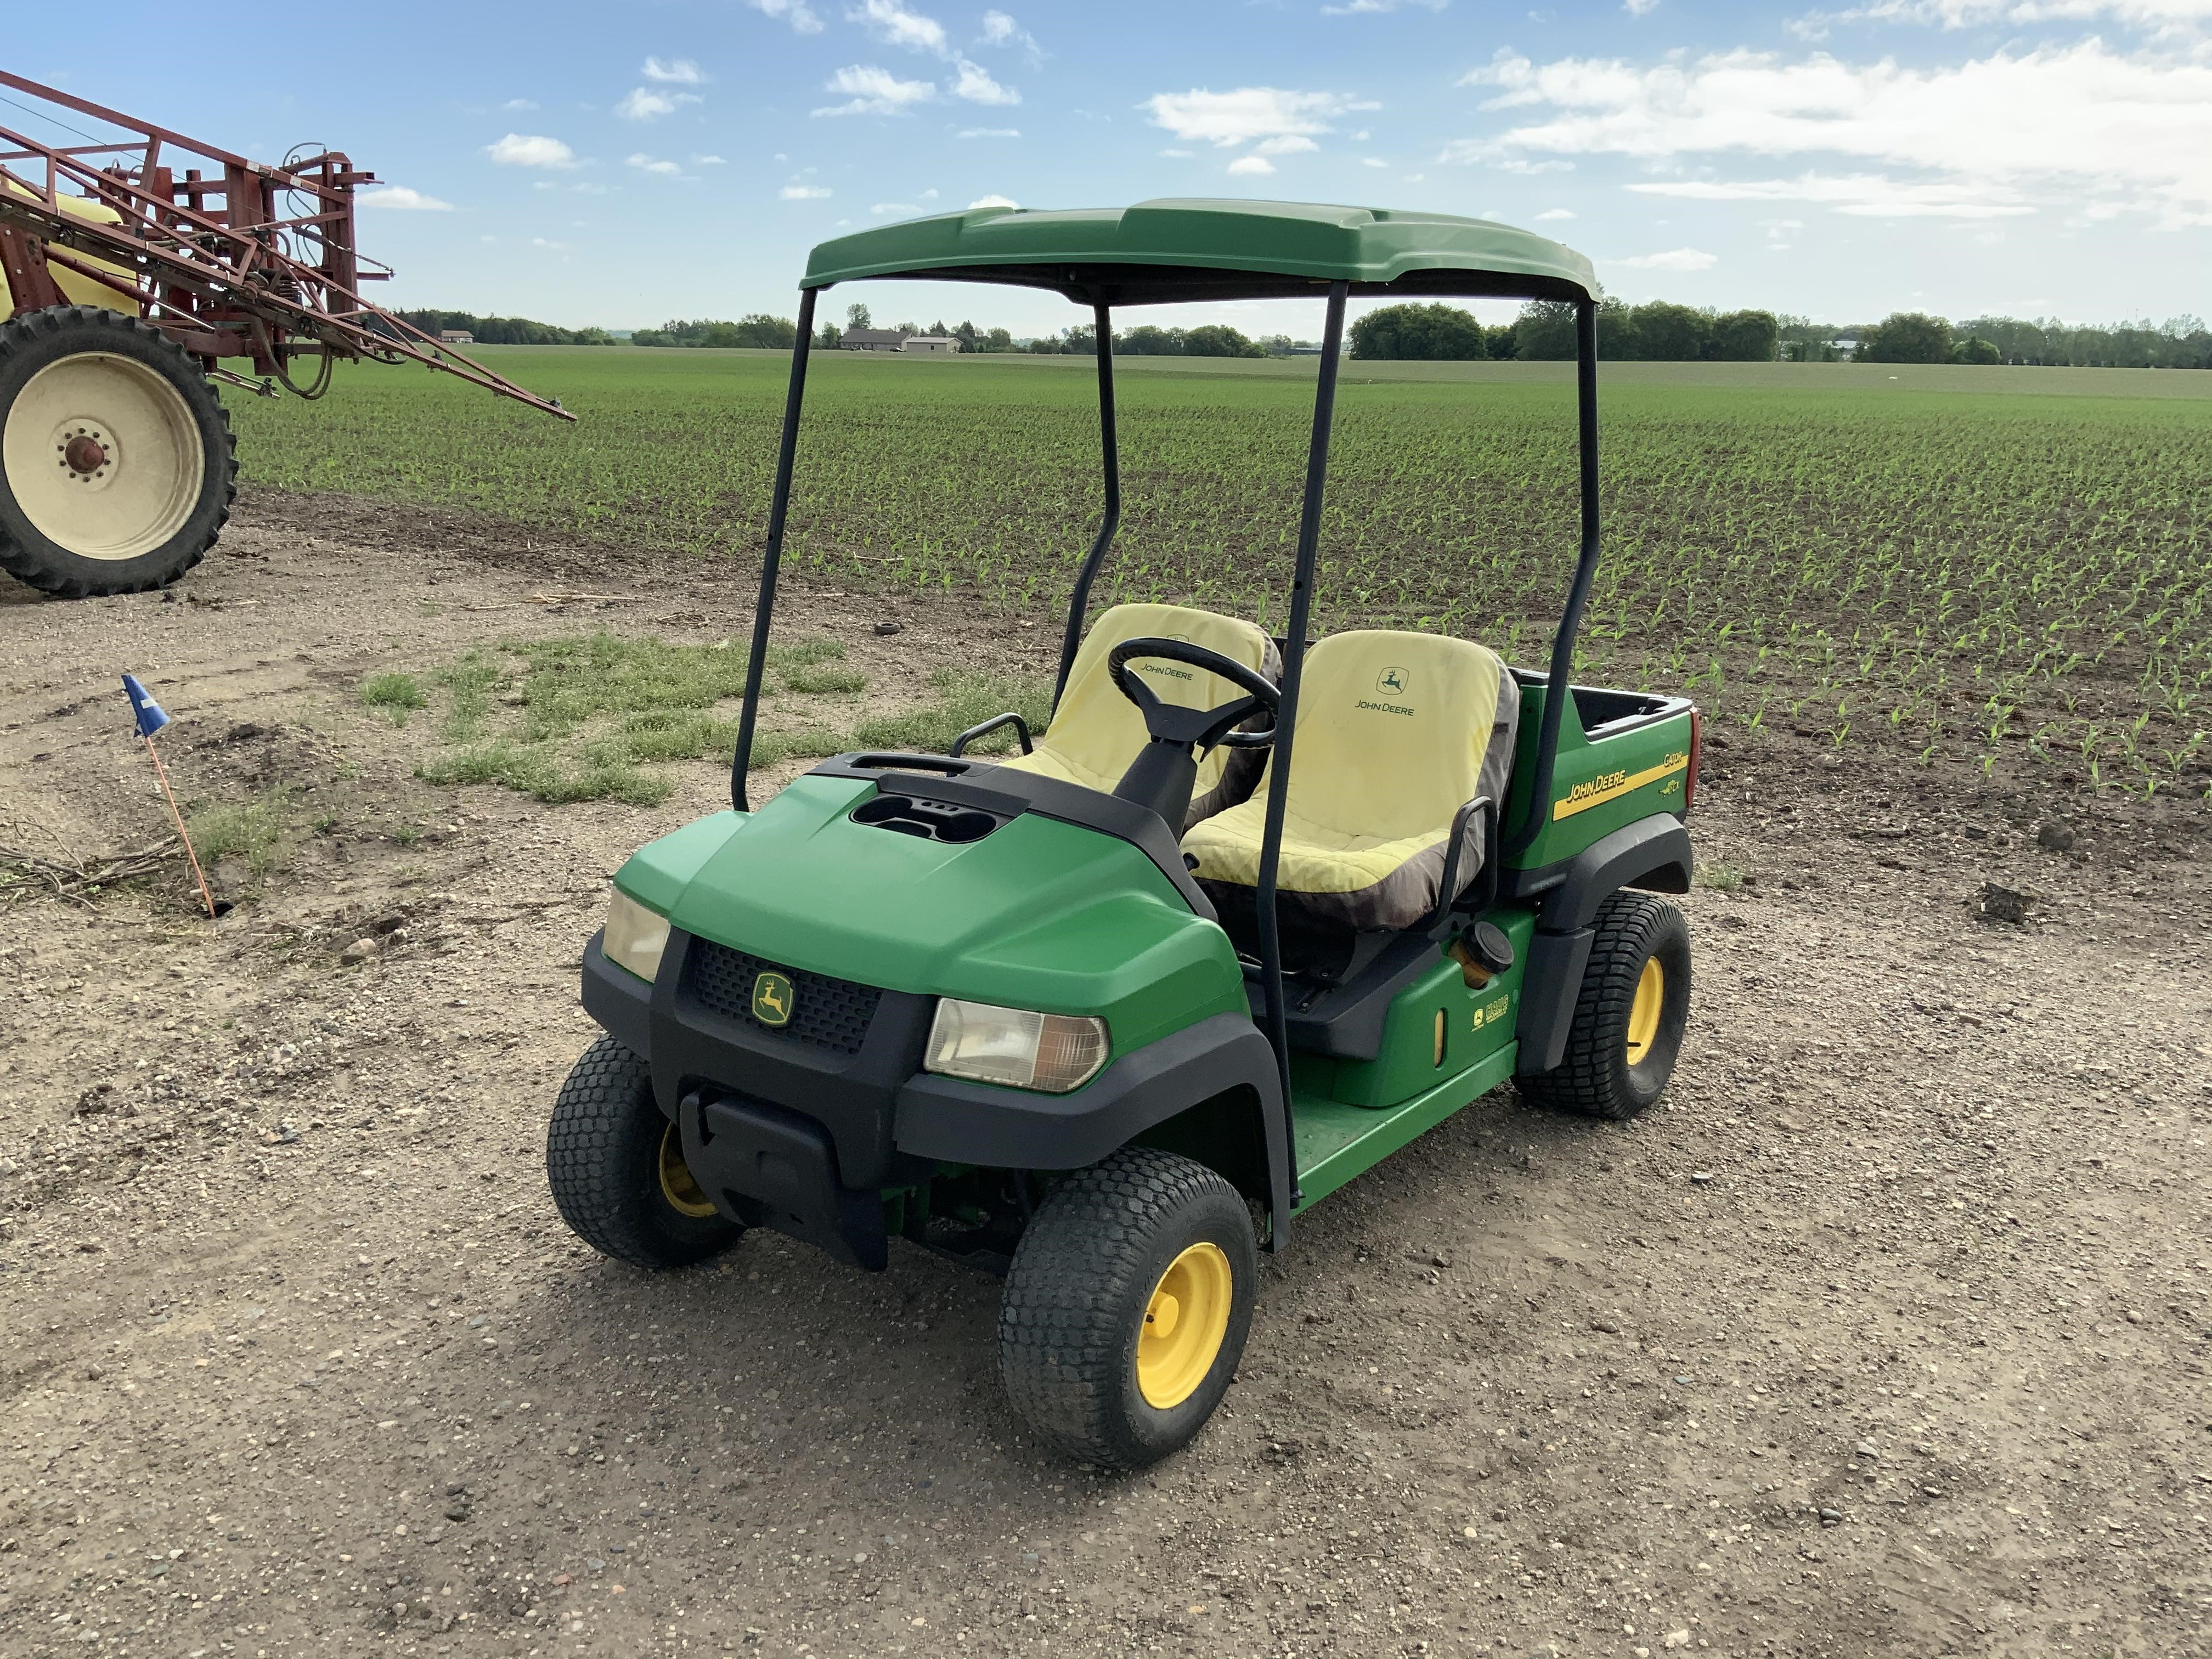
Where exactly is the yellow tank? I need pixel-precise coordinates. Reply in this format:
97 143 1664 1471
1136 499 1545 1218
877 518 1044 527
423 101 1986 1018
0 184 137 315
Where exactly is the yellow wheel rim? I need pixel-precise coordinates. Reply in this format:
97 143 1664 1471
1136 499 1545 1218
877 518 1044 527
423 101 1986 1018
657 1122 718 1219
2 351 205 560
1625 956 1665 1066
1137 1242 1233 1410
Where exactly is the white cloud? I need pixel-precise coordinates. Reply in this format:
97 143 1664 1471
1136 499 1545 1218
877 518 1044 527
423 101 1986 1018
813 64 937 116
531 237 573 250
969 193 1020 208
1143 87 1378 148
616 87 701 121
978 9 1043 59
1362 156 1389 167
958 126 1021 138
851 0 947 54
872 201 922 215
572 182 610 195
692 154 727 166
359 185 454 211
1227 155 1276 176
781 183 833 198
642 57 706 84
1448 42 2212 229
502 98 539 111
1159 148 1195 158
1623 0 1661 13
1322 0 1449 13
953 59 1020 104
627 153 684 176
921 188 939 198
486 133 577 168
1807 0 2212 26
749 0 824 32
1629 171 2035 218
1535 206 1576 219
1255 134 1319 155
1613 247 1718 270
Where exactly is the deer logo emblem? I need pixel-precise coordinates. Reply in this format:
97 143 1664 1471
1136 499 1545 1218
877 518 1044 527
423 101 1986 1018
1376 667 1409 697
751 971 794 1028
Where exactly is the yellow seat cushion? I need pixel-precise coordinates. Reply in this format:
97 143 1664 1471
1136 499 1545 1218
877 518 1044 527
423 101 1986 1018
999 603 1280 826
1180 630 1519 932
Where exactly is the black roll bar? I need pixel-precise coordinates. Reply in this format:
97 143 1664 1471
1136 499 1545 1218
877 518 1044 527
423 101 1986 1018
1252 280 1351 1192
1051 302 1121 713
730 285 821 810
1502 296 1600 858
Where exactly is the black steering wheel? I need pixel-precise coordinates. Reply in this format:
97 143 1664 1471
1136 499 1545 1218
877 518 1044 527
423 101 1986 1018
1105 636 1280 755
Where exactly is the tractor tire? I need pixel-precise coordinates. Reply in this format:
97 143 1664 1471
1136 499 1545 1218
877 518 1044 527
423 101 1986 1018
1521 890 1691 1121
0 305 236 599
546 1034 743 1270
998 1146 1257 1470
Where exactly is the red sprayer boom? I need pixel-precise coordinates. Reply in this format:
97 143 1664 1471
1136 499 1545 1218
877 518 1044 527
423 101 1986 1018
0 69 571 417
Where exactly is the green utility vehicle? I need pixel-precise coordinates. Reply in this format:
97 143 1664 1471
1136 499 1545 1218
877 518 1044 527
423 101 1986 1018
548 201 1701 1468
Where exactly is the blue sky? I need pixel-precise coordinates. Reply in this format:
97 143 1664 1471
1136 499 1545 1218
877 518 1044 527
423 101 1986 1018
8 1 2209 335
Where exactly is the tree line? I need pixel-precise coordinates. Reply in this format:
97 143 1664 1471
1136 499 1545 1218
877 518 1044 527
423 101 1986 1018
1804 312 2212 369
397 309 613 346
1352 301 1780 362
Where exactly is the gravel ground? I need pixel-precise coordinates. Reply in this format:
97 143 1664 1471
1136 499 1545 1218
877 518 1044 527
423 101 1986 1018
2 494 2208 1659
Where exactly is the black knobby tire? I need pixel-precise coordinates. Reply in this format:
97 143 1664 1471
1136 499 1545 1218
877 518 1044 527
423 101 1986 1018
1521 890 1692 1121
998 1146 1257 1469
0 305 237 598
546 1033 742 1269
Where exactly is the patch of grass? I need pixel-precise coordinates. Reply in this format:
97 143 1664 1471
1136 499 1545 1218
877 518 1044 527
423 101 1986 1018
1691 861 1746 891
437 651 509 743
404 634 1040 805
361 672 426 725
419 738 673 807
187 797 285 875
850 671 1054 757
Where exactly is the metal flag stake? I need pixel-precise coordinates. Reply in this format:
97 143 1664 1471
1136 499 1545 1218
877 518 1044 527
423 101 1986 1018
122 673 217 920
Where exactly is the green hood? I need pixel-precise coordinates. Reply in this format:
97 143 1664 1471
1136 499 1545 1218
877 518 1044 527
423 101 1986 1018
616 775 1244 1056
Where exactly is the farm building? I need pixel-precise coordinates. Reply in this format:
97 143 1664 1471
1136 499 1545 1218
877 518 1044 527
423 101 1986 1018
840 327 908 352
437 329 473 345
902 335 961 354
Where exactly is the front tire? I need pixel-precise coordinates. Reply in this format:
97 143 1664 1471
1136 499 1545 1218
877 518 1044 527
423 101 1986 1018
998 1147 1257 1469
1521 890 1691 1121
546 1034 742 1269
0 305 237 598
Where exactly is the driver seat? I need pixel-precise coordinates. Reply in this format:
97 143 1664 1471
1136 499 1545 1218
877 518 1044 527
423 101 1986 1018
1181 629 1520 934
998 602 1282 828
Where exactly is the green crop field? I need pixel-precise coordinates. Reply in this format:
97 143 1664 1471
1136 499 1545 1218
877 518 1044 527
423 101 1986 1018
229 347 2212 800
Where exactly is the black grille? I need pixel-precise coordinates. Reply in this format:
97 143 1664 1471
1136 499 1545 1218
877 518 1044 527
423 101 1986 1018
687 939 883 1055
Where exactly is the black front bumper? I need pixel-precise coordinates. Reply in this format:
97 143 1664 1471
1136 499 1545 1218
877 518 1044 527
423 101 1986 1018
580 930 1287 1269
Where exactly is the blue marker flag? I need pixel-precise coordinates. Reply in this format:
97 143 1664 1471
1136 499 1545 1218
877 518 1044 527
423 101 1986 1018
121 673 171 740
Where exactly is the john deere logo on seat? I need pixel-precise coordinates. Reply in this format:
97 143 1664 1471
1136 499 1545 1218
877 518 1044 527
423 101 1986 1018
751 971 795 1028
1376 667 1409 696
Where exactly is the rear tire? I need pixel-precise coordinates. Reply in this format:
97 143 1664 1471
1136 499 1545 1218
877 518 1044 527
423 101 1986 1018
998 1147 1256 1469
0 306 236 598
1521 890 1691 1121
546 1034 743 1269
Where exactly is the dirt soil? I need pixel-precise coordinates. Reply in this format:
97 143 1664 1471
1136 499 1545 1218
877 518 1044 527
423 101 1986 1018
2 493 2209 1659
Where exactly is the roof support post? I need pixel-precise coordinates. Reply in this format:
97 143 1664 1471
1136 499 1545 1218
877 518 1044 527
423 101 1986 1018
1051 302 1120 713
1254 280 1349 1197
1504 296 1600 858
730 285 820 811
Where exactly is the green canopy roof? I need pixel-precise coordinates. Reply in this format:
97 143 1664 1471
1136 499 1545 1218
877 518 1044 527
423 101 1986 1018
800 199 1595 307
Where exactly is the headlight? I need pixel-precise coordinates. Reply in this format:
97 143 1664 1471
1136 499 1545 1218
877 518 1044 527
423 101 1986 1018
602 886 671 983
924 1000 1110 1094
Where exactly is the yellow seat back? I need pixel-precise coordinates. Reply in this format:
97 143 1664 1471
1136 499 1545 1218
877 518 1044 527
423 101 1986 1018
999 602 1280 823
1182 630 1517 930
